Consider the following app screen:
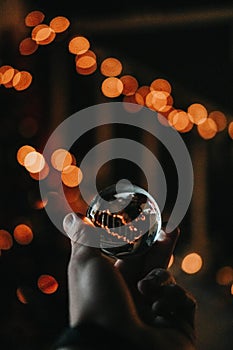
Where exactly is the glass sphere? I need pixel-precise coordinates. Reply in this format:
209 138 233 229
86 180 162 258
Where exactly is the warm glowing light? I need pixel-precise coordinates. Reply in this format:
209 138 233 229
68 36 90 55
181 252 203 274
19 37 38 55
24 151 45 173
209 111 227 132
25 10 45 27
33 198 48 209
13 71 33 91
173 111 190 131
168 254 174 268
0 65 13 82
101 77 123 98
76 52 96 70
17 145 36 166
16 287 28 304
29 161 50 180
1 66 15 85
37 274 59 294
61 165 83 187
228 121 233 139
135 85 150 105
0 229 13 250
120 75 139 96
76 62 97 75
34 27 55 43
100 57 123 77
31 24 50 41
216 266 233 285
51 149 73 171
13 224 33 245
197 118 217 139
187 103 208 125
231 284 233 295
37 30 56 45
49 16 70 33
150 78 172 94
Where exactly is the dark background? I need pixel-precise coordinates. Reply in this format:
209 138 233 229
0 1 233 349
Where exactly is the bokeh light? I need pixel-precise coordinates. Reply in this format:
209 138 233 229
25 10 45 27
37 274 59 294
216 266 233 285
181 252 203 274
120 75 139 96
209 110 227 132
150 78 172 94
19 37 39 55
51 149 73 171
187 103 208 125
13 224 33 245
197 118 217 139
100 57 123 77
61 165 83 187
0 229 13 250
228 121 233 139
24 151 45 173
49 16 70 33
68 36 90 55
16 287 28 304
13 71 33 91
17 145 36 166
101 77 123 98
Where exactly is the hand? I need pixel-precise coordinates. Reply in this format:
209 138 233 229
63 213 197 349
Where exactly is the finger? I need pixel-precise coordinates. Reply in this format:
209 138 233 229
151 284 196 326
143 225 180 271
63 212 102 249
115 225 180 283
137 268 176 298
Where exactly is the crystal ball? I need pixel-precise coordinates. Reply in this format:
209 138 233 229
86 180 162 258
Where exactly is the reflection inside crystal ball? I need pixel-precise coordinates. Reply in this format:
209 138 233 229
86 180 162 258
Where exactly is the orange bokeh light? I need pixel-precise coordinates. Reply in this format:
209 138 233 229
209 110 227 132
135 85 150 105
120 75 139 96
19 37 38 55
13 224 33 245
49 16 70 33
13 71 33 91
187 103 208 125
29 161 50 181
228 121 233 139
25 10 45 27
181 252 203 274
101 77 123 98
51 149 73 171
68 36 90 55
61 165 83 187
37 274 59 294
17 145 36 166
100 57 123 77
216 266 233 285
16 287 28 304
34 27 55 43
0 229 13 250
76 51 97 70
150 78 172 94
24 151 45 173
197 118 217 139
